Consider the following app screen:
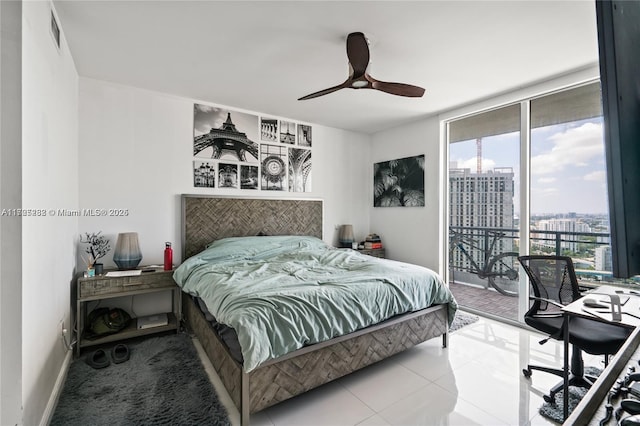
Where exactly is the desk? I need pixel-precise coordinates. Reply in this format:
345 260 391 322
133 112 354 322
565 327 640 425
561 286 640 420
563 286 640 327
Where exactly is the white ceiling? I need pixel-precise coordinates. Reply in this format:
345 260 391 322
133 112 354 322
53 1 599 134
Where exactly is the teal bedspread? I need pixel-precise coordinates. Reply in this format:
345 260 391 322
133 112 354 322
174 235 457 372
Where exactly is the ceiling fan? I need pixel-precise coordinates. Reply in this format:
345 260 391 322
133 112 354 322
298 32 425 101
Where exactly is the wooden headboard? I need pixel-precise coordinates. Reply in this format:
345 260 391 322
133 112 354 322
181 195 324 259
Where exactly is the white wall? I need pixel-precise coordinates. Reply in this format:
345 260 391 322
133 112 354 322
78 78 372 268
0 1 23 424
370 117 443 273
21 1 79 424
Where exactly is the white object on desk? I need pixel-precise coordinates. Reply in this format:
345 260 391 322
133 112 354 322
105 270 142 277
610 294 623 321
588 293 631 305
582 298 609 309
588 293 623 321
568 286 640 327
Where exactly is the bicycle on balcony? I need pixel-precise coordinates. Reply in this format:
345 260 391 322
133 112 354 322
449 228 519 296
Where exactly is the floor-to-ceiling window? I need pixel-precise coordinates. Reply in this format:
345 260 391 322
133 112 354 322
448 104 521 321
447 80 639 323
529 83 606 270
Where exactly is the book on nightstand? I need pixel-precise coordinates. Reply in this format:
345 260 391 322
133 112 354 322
364 233 383 249
364 242 383 249
137 313 168 330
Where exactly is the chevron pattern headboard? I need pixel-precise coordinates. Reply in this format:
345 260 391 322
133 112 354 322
181 195 324 259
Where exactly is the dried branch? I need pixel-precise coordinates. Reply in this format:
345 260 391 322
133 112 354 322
80 232 111 266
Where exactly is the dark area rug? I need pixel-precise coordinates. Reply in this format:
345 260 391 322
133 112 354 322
450 311 479 332
538 366 602 423
51 333 231 426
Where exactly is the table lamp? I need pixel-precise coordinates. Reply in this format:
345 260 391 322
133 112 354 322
113 232 142 270
339 224 355 248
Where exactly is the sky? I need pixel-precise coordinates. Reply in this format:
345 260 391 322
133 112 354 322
449 117 609 215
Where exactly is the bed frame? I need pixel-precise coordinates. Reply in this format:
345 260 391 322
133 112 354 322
180 195 449 425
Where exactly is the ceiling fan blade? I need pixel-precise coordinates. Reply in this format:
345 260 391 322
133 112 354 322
298 32 425 100
346 32 370 76
298 81 349 100
369 77 425 98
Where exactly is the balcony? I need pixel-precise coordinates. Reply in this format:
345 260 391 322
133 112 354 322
448 225 638 322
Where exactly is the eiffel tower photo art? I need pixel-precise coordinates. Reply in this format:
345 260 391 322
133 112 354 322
193 104 259 163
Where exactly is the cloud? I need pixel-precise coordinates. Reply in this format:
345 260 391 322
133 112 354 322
193 104 227 136
584 170 606 182
538 177 556 184
456 157 497 172
533 187 559 195
531 122 604 175
195 104 215 113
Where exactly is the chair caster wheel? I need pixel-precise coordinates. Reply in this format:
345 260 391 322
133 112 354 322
523 368 532 378
543 394 555 404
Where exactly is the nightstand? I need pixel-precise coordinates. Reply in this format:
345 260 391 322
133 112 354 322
358 248 386 258
76 269 181 356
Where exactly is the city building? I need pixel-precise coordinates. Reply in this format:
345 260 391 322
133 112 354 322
533 218 591 252
449 167 515 274
595 245 613 272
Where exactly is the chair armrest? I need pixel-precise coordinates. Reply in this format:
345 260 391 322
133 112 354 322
529 296 565 309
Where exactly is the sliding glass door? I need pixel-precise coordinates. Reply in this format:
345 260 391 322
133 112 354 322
447 80 638 323
448 104 521 321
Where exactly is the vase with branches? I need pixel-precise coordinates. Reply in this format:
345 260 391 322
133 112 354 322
80 232 111 275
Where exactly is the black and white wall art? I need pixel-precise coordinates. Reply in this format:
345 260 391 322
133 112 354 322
298 124 312 147
192 102 313 191
374 154 425 207
260 118 278 143
280 121 296 144
261 144 287 191
193 161 215 188
288 148 312 192
194 104 259 163
240 165 259 190
218 163 239 188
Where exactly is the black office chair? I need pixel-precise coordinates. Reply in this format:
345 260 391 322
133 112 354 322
518 255 631 403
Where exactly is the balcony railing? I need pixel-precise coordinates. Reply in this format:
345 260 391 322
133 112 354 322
449 225 640 290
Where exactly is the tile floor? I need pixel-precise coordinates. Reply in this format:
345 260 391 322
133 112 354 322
194 314 604 426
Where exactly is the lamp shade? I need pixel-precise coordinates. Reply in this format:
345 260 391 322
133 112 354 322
113 232 142 270
338 224 355 248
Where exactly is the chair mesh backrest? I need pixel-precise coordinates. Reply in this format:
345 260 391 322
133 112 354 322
518 256 581 314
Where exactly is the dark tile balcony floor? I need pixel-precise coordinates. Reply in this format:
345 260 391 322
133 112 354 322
449 281 519 322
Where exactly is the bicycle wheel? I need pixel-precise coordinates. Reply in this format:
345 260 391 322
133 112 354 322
486 252 520 296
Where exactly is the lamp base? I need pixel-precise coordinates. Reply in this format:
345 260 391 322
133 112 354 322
113 257 142 270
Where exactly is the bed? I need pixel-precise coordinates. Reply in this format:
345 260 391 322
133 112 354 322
177 195 456 425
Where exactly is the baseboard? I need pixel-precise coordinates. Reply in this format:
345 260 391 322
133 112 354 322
39 349 72 426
